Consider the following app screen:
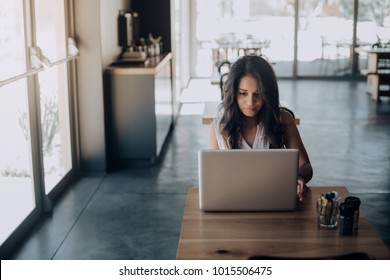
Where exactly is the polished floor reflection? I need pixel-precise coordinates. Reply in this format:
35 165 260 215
8 80 390 259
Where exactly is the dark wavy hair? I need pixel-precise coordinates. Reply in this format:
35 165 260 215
219 55 284 149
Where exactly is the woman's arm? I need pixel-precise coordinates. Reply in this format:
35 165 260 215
281 111 313 202
281 110 313 183
208 121 220 149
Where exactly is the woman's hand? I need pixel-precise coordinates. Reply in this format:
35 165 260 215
297 176 308 202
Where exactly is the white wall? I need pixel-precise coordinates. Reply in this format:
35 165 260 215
180 0 191 88
171 0 191 120
74 0 129 172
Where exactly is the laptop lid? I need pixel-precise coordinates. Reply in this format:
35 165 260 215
198 149 299 212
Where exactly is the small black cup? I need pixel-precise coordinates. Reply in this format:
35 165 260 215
345 196 361 231
339 202 354 235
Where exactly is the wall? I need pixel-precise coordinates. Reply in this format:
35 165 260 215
132 0 172 52
74 0 129 172
179 1 191 92
171 0 191 120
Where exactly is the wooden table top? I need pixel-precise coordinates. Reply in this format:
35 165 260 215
176 187 390 260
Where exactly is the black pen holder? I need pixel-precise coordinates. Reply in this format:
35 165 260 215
339 196 361 236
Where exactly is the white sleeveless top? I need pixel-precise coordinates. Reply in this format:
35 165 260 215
213 118 270 149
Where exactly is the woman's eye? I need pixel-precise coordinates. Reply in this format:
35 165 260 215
255 92 264 98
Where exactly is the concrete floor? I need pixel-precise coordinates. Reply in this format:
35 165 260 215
8 80 390 259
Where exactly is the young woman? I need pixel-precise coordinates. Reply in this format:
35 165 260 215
208 55 313 202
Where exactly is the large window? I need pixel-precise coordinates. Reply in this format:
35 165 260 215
192 0 294 77
192 0 390 78
297 0 355 76
0 0 77 255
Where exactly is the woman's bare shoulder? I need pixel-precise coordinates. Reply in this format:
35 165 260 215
280 108 295 126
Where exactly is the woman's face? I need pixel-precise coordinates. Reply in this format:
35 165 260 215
236 74 264 118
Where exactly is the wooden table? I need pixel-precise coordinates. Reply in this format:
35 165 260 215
176 187 390 260
202 101 300 125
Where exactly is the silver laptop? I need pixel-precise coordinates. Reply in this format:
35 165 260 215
198 149 299 212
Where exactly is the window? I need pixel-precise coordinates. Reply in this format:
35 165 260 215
192 0 390 78
0 0 77 254
192 0 294 77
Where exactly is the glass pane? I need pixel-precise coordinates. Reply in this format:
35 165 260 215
34 0 67 62
34 0 72 194
0 0 35 246
0 81 36 245
0 0 26 79
38 61 72 194
194 0 294 78
297 0 353 76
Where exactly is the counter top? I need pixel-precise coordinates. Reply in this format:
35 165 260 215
105 52 172 75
